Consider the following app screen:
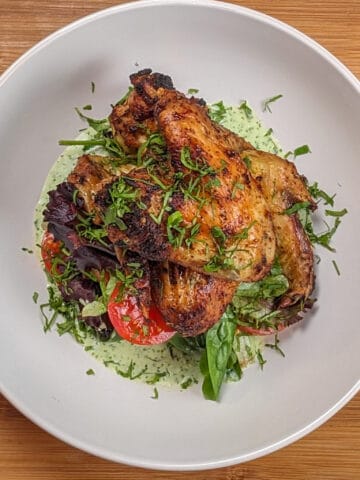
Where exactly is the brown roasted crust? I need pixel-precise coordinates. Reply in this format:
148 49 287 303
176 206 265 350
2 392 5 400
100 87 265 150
109 69 174 151
114 247 153 316
272 213 314 307
67 155 117 224
240 149 316 306
150 261 237 336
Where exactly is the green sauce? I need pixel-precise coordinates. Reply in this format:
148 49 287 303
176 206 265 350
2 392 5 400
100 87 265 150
34 103 279 389
221 105 283 155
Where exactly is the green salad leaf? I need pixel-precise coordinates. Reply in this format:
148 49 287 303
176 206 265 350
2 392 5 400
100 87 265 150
200 309 237 401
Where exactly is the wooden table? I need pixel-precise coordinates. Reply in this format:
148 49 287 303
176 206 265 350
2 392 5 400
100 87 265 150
1 1 359 478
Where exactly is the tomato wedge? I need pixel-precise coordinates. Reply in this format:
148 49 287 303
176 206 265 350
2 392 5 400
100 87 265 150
41 231 63 274
237 324 286 336
108 284 175 345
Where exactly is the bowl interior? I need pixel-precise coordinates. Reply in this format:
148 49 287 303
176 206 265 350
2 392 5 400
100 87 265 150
0 0 359 470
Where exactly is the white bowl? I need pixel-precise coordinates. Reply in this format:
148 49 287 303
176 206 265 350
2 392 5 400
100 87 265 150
0 0 359 470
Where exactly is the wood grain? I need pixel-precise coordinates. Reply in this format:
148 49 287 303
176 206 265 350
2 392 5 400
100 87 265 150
0 1 359 479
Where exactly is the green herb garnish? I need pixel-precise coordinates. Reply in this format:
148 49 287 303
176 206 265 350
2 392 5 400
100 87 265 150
265 334 285 357
187 88 199 95
21 247 33 254
283 201 311 215
293 144 311 157
104 177 139 229
332 260 341 276
151 387 159 399
166 211 187 248
208 101 227 123
180 146 216 177
200 309 237 401
263 94 283 113
325 208 348 218
76 212 109 246
239 100 252 119
308 182 335 206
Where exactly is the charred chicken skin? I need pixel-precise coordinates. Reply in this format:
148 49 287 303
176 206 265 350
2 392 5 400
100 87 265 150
65 69 315 337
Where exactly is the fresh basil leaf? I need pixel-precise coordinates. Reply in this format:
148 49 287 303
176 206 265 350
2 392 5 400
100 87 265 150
201 310 237 401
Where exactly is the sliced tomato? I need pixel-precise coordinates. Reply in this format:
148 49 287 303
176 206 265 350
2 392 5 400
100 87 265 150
237 324 286 336
41 231 63 274
108 284 175 345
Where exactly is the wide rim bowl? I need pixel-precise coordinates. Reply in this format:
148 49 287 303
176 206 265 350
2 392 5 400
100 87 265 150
0 0 359 470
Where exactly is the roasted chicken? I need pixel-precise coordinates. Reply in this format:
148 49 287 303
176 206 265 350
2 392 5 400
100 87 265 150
65 69 315 336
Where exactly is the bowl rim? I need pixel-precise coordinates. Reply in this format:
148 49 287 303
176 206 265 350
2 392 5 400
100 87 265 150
0 0 359 470
1 0 359 91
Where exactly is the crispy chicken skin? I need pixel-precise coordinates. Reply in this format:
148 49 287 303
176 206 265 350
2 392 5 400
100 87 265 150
239 149 316 307
150 262 237 336
67 155 116 221
109 70 174 150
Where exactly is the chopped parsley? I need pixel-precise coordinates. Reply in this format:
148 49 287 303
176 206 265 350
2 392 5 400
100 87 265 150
39 285 79 335
21 247 33 254
332 260 341 276
296 182 347 252
239 100 252 119
76 212 109 246
104 177 139 230
151 387 159 399
325 208 348 218
283 201 311 215
263 94 283 113
179 146 217 177
308 182 335 206
256 349 267 370
265 334 285 357
208 100 227 123
204 223 254 273
294 144 311 157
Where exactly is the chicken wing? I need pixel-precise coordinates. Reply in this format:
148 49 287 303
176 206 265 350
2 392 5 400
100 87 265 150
239 149 316 306
150 261 237 336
